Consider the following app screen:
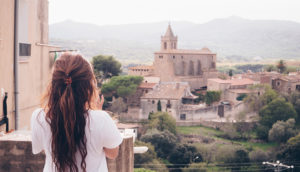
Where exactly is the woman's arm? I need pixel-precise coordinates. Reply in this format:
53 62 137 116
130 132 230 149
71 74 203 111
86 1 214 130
104 146 119 159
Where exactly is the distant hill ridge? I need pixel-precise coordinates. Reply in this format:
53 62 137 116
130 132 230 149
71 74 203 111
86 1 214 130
50 16 300 63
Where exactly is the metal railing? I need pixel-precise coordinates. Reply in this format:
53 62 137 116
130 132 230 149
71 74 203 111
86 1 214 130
0 92 9 132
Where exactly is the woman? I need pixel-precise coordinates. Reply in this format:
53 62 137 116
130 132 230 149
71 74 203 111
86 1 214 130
31 53 123 172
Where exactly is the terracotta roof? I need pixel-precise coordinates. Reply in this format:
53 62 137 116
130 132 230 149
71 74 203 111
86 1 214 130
139 83 157 89
278 75 300 82
141 83 189 100
228 89 256 94
208 78 232 84
128 65 154 70
230 78 254 86
155 49 216 55
208 78 254 86
117 123 139 129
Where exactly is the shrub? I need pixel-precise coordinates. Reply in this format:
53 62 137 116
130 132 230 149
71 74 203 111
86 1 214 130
249 150 269 162
268 118 297 143
141 129 177 159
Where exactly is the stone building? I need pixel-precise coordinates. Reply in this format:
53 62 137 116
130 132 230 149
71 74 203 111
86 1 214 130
153 25 218 90
128 25 218 90
207 78 255 103
128 65 154 76
0 0 58 131
140 82 194 120
272 75 300 94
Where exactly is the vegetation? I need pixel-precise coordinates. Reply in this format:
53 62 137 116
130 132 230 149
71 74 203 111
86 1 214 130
205 91 221 106
268 118 297 143
101 75 143 98
157 100 162 111
147 112 177 135
92 55 122 83
276 59 287 73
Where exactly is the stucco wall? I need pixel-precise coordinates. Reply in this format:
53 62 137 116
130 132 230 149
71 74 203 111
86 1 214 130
0 0 16 131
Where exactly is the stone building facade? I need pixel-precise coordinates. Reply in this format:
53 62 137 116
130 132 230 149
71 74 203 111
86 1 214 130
128 25 218 90
272 75 300 94
153 25 218 90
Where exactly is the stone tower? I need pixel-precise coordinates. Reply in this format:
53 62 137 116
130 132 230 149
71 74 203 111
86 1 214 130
161 24 178 50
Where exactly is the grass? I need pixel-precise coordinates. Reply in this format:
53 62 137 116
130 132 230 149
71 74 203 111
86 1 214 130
178 125 278 151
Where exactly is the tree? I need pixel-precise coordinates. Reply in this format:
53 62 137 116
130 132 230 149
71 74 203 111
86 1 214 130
148 112 177 135
111 97 127 115
264 65 276 72
276 60 286 73
168 144 203 168
259 98 297 129
205 91 221 106
101 76 143 98
284 91 300 124
92 55 122 84
134 141 157 165
268 118 297 143
228 69 233 77
278 133 300 162
141 129 177 159
157 100 162 111
244 84 278 112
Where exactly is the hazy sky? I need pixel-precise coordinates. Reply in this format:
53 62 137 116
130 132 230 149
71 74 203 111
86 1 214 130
49 0 300 25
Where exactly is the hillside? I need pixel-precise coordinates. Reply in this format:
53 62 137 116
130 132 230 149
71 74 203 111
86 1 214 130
50 17 300 64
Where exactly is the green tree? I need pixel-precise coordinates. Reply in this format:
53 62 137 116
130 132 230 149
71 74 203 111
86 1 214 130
268 118 297 143
101 76 143 98
141 129 177 159
259 98 297 129
168 144 203 168
134 141 157 166
264 65 276 72
205 91 221 106
92 55 122 83
276 60 286 73
157 100 162 111
277 133 300 171
228 69 233 77
148 112 177 135
284 91 300 124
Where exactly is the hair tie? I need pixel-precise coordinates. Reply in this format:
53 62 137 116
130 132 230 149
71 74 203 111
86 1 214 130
65 77 72 85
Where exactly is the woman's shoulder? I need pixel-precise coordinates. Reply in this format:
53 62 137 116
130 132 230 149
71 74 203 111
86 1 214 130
31 108 46 124
88 110 111 119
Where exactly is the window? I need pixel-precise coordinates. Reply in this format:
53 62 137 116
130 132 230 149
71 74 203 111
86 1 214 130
167 100 171 108
181 56 183 59
145 90 148 93
164 42 167 49
180 114 186 120
159 56 163 59
173 56 175 59
19 43 31 56
296 85 300 91
277 81 281 86
152 100 155 104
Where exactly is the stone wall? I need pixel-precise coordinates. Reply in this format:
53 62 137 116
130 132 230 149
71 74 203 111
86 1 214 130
0 132 134 172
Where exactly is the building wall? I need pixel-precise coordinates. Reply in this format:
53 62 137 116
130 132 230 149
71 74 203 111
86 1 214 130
153 53 217 89
17 0 51 130
140 99 180 119
128 68 153 76
0 0 53 131
0 0 16 130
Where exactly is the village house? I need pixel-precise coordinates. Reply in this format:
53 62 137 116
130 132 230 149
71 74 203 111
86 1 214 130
140 82 195 120
0 0 59 131
271 75 300 94
128 25 218 90
207 78 256 104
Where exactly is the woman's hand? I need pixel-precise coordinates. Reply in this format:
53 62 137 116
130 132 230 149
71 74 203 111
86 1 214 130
96 94 105 110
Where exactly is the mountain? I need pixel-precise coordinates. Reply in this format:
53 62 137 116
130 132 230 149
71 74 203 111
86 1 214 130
49 17 300 64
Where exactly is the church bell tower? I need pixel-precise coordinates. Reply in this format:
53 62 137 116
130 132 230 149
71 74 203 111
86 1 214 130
161 24 177 50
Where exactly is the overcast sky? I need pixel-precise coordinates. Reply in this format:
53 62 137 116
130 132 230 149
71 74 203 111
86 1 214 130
49 0 300 25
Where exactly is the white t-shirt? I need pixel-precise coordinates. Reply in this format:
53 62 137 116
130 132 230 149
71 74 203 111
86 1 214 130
31 108 123 172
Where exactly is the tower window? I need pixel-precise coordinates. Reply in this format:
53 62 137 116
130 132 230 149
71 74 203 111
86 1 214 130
159 56 163 59
181 56 183 59
164 42 167 49
173 56 175 59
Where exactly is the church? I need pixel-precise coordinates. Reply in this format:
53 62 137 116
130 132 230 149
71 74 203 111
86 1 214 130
129 24 218 90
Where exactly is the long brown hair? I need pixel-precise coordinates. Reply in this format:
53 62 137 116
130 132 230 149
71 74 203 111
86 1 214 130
43 53 98 172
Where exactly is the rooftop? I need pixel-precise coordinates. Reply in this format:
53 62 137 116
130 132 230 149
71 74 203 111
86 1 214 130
138 82 157 89
155 48 216 55
141 82 190 100
208 78 254 86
